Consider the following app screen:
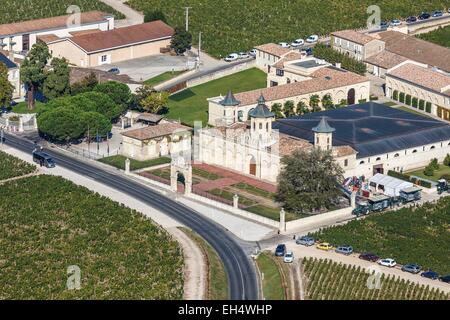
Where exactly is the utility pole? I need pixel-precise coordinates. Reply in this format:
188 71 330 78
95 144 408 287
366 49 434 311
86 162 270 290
183 7 192 31
198 31 202 64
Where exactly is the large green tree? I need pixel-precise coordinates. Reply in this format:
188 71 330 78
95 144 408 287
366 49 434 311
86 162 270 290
70 72 98 95
276 148 344 214
80 111 112 138
139 90 169 114
37 107 85 142
20 40 51 110
94 81 131 109
43 57 70 100
170 27 192 55
0 62 13 108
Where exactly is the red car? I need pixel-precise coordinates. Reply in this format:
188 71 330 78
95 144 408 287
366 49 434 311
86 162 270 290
359 253 380 262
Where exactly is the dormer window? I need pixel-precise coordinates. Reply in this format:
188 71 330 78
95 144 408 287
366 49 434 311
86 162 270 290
276 69 284 76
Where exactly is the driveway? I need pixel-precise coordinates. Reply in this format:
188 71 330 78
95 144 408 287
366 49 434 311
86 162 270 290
94 54 195 82
99 0 144 27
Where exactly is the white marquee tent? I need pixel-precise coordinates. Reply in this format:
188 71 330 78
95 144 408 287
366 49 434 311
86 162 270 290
369 173 413 197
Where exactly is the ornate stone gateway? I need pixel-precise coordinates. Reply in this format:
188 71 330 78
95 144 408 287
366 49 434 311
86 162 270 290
170 152 192 194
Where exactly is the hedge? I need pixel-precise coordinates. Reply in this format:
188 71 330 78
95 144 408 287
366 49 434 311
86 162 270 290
387 170 432 189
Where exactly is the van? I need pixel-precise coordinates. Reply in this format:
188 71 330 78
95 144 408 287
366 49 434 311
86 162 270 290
33 151 56 168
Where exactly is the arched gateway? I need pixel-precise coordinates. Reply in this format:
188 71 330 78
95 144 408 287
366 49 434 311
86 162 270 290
170 154 192 195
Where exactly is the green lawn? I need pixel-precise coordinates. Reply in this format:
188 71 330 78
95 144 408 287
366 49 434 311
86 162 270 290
407 164 450 182
149 168 172 180
144 71 186 87
208 188 256 207
256 252 286 300
11 101 47 114
180 227 228 300
233 182 275 199
166 68 267 126
98 155 171 171
417 25 450 48
0 174 183 299
245 205 302 222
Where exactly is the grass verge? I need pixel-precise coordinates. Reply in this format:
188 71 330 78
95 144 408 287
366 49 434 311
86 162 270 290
98 155 171 170
144 70 186 87
256 252 286 300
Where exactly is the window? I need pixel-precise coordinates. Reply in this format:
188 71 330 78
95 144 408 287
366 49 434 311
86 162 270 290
259 123 262 129
22 34 30 51
394 153 399 157
276 69 284 77
266 123 269 132
344 159 348 167
101 55 108 62
316 137 320 144
376 157 381 161
359 160 365 165
412 149 417 153
430 146 435 150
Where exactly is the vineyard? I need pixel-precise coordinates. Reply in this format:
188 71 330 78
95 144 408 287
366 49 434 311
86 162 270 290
0 0 123 25
417 25 450 48
0 175 184 299
127 0 450 57
0 150 36 180
311 198 450 274
303 258 449 300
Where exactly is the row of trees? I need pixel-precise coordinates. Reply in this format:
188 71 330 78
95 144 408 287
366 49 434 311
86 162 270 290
313 43 367 75
270 95 347 118
392 90 432 113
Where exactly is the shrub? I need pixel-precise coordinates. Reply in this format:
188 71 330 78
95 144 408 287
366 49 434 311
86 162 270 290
392 90 398 101
369 95 378 101
358 99 367 104
423 165 434 177
399 92 405 103
387 170 410 182
430 158 439 170
443 154 450 167
405 94 411 106
412 97 418 108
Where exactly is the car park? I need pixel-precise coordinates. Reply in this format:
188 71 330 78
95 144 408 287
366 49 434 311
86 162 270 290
238 52 249 59
335 245 353 255
439 275 450 283
306 35 319 43
249 49 257 57
296 236 315 246
224 53 239 62
316 242 333 251
421 270 439 280
391 19 402 26
418 12 431 20
401 264 422 274
283 251 294 263
291 39 304 47
107 67 120 75
358 253 380 262
279 42 290 48
432 10 443 17
406 16 417 23
275 244 286 256
378 258 396 268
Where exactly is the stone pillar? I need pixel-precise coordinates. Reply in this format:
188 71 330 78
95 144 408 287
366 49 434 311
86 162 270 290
351 192 357 208
121 118 125 130
125 158 131 173
233 194 239 208
279 208 286 232
19 118 23 132
170 165 178 192
34 116 38 129
184 166 192 195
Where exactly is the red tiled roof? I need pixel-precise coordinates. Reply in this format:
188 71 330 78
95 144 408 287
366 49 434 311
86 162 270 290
121 122 191 140
331 30 377 45
0 11 109 36
255 43 291 57
272 51 303 69
69 20 174 53
364 50 407 69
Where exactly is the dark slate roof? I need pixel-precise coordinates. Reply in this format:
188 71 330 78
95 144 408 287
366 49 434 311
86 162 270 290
220 90 240 106
0 52 17 69
312 117 335 133
273 102 450 159
248 95 275 118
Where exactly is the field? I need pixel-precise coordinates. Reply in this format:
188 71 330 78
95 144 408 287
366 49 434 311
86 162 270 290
303 258 449 300
311 197 450 274
417 25 450 48
0 150 36 180
0 174 184 299
127 0 450 57
0 0 123 24
166 68 266 126
98 155 171 171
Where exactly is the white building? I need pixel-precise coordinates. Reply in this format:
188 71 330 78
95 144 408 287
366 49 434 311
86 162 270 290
0 52 22 99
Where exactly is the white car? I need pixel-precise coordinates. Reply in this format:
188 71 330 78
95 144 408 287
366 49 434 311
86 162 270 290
238 52 250 59
249 49 257 57
378 258 397 268
306 35 319 43
279 42 290 48
291 39 305 47
283 251 294 263
224 53 239 62
391 19 402 26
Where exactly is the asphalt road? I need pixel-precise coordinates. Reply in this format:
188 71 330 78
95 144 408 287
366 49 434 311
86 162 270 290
4 133 259 300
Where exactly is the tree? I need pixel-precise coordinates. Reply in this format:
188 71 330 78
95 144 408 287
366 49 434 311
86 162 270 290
276 148 344 214
94 81 131 108
70 72 98 95
430 158 439 170
76 91 121 120
283 100 295 117
37 107 85 142
43 57 70 100
20 40 51 110
140 91 170 114
170 27 192 55
144 10 167 23
0 62 13 108
444 154 450 167
296 101 308 115
423 165 434 177
309 94 321 112
80 111 112 138
321 94 334 110
271 103 284 118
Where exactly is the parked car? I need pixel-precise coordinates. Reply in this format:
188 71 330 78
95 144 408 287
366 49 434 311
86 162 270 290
401 264 422 274
448 7 450 13
418 12 431 20
391 19 402 26
316 242 333 251
107 67 120 75
275 244 286 257
380 21 390 28
439 275 450 283
296 236 315 246
406 16 417 23
249 49 257 57
283 251 294 263
278 42 290 48
421 270 440 280
224 53 239 62
335 245 353 255
291 39 305 47
238 52 250 59
359 253 380 262
306 35 319 43
301 47 313 56
378 258 397 268
432 10 443 17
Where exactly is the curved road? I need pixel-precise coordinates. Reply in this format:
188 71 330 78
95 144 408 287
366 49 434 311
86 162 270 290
4 133 259 300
